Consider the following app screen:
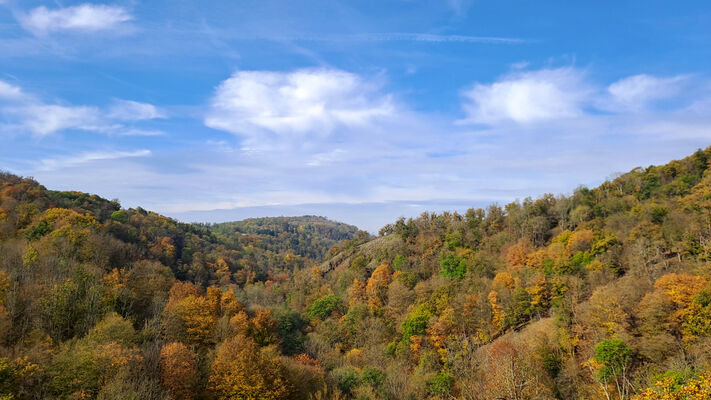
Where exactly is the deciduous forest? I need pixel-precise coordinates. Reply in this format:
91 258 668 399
2 147 711 399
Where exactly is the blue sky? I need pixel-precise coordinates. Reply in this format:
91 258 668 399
1 0 710 232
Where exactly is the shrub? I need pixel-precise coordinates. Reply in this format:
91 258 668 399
308 294 341 319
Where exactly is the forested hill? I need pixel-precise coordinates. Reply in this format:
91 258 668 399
208 216 359 260
2 147 711 400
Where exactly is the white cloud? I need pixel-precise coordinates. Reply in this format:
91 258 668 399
108 99 166 121
607 74 686 111
0 81 163 136
19 3 132 35
205 69 396 145
460 68 589 124
0 80 25 100
16 104 105 135
38 149 151 171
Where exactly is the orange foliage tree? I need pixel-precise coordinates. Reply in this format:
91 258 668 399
160 342 199 400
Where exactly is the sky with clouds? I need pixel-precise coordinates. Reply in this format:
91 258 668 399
1 0 710 232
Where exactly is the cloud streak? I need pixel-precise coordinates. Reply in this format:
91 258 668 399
38 149 151 171
352 33 525 44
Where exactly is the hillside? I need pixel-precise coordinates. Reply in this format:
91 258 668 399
1 147 711 399
208 216 359 260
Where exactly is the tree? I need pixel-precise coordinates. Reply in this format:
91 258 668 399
401 304 432 344
428 371 454 398
633 374 711 400
308 294 341 319
439 252 467 278
209 335 292 400
592 339 634 400
160 342 199 400
249 309 279 347
484 340 554 400
49 314 142 398
40 267 108 341
162 282 218 346
366 264 392 309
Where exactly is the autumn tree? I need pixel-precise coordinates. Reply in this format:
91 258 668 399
366 264 392 309
210 335 292 399
160 342 199 400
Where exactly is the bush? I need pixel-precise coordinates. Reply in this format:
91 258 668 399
439 253 466 279
361 367 385 388
308 294 341 319
110 210 128 223
428 371 454 396
333 367 360 394
401 304 432 342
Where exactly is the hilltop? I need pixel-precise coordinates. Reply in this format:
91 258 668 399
208 216 359 260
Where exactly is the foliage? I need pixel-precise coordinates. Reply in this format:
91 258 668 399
428 371 455 396
210 335 292 400
2 147 711 398
594 338 634 383
401 304 433 343
439 252 467 278
160 342 199 400
308 294 342 319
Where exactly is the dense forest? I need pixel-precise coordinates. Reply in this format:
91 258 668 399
2 147 711 399
207 216 359 260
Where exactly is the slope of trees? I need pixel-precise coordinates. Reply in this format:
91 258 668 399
208 216 359 260
1 147 711 399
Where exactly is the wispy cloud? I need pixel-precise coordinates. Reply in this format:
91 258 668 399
350 33 524 44
13 104 106 135
0 80 164 136
184 28 525 45
607 74 688 111
18 3 133 36
249 32 525 45
108 99 167 121
38 149 151 171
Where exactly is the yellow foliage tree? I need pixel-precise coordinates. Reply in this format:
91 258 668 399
654 273 707 307
366 264 392 309
210 335 292 400
163 282 218 346
493 271 516 290
633 375 711 400
488 290 506 329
